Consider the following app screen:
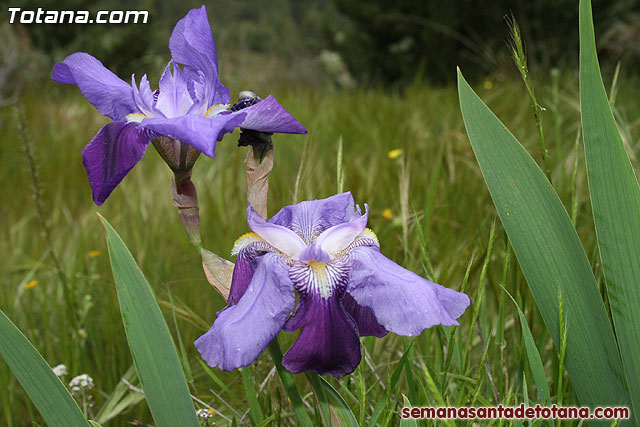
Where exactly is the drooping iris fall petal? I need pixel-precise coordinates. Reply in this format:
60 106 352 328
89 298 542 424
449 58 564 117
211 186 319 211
195 253 296 370
82 122 155 205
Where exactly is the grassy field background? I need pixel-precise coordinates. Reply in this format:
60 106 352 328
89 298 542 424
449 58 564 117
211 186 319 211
1 65 639 425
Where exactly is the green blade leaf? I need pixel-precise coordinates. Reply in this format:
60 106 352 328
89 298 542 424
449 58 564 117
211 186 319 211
580 0 640 420
457 70 630 410
0 309 88 426
99 214 199 427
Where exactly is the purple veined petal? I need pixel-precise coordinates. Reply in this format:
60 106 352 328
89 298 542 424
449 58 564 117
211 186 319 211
235 95 307 135
204 95 307 142
282 294 362 377
81 121 154 205
131 74 156 117
246 205 306 258
169 6 230 106
269 192 357 243
347 246 470 336
52 52 137 121
342 293 387 338
314 204 369 257
140 112 244 157
155 62 194 118
194 253 296 371
228 246 257 306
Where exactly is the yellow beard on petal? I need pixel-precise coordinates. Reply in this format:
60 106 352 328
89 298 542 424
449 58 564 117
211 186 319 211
204 104 230 118
126 113 147 123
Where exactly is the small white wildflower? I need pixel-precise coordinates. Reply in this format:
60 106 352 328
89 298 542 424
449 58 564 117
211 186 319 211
69 374 94 392
52 364 68 377
196 408 215 418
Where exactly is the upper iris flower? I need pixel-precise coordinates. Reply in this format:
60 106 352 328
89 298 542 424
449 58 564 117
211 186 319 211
195 192 470 377
52 6 306 205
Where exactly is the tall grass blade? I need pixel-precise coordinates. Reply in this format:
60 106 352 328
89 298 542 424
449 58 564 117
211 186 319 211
308 373 358 427
457 70 630 410
580 0 640 420
266 338 314 427
98 214 199 426
94 365 145 424
367 339 414 427
502 287 550 404
0 309 88 426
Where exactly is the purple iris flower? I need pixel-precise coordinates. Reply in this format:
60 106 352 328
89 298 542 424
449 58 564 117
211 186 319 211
195 192 470 377
52 6 306 205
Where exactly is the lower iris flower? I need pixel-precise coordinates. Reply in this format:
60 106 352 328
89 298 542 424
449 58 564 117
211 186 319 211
195 192 470 376
52 6 306 205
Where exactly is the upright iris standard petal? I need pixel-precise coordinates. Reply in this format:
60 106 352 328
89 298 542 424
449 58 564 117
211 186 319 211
155 63 195 118
269 192 357 243
313 205 368 256
81 122 155 205
195 253 296 371
169 5 229 106
347 246 471 335
52 53 137 121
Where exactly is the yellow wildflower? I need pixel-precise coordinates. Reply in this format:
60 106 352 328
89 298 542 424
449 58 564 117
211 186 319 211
483 80 494 90
388 149 403 160
382 209 393 220
88 250 101 257
25 280 38 289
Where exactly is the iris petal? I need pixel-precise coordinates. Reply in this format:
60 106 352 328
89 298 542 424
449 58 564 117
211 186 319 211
81 122 154 205
269 192 357 243
155 62 194 118
246 205 306 258
234 95 307 134
342 293 387 337
347 246 470 335
169 5 230 106
195 253 296 371
52 52 137 121
131 74 156 117
141 113 244 157
282 295 362 377
228 246 257 306
314 204 369 257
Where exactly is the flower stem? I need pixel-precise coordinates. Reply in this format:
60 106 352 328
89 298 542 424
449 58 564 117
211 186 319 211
172 170 202 252
244 145 274 218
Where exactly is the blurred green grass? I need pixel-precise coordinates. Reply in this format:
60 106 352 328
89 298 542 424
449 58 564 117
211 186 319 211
1 69 639 424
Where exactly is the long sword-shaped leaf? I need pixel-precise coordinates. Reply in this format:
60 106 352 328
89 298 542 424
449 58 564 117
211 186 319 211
580 0 640 420
457 70 630 410
99 214 199 427
0 309 88 426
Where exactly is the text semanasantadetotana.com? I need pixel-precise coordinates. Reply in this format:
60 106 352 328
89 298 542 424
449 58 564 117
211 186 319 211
8 8 148 24
401 404 629 420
